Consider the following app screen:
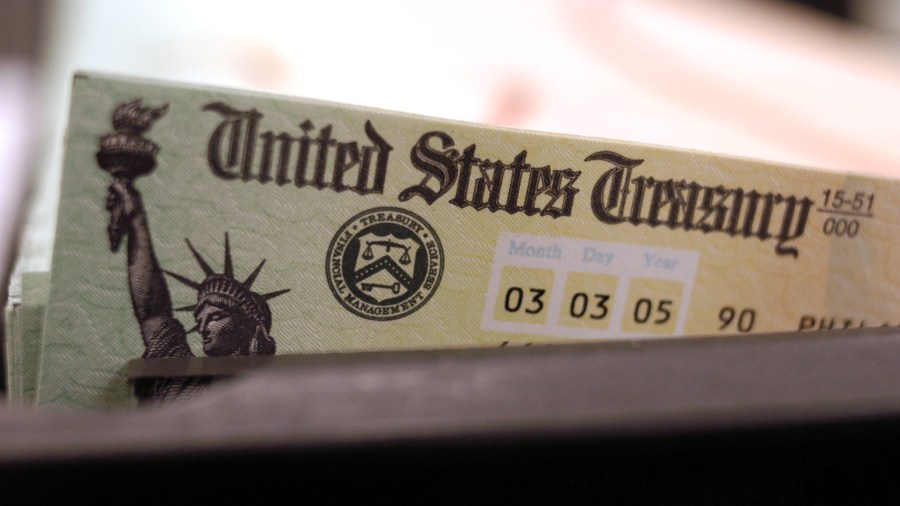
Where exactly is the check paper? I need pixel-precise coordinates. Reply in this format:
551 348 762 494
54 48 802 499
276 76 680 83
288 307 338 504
35 74 899 407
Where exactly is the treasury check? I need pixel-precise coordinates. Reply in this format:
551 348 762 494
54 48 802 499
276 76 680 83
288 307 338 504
37 73 899 407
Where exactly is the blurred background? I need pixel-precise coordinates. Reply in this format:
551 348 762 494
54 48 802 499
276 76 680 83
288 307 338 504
1 0 899 343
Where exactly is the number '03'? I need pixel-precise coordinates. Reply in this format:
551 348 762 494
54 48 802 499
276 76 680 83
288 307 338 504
569 293 610 320
504 287 545 314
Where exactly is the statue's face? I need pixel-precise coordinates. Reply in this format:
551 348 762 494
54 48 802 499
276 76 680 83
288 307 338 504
195 303 256 356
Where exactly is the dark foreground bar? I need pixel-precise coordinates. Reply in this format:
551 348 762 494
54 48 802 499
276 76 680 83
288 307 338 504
4 327 900 502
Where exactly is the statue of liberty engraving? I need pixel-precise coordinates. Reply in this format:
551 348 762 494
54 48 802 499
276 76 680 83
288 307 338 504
98 100 289 402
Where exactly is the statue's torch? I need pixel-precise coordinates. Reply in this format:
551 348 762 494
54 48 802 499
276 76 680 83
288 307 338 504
96 100 168 252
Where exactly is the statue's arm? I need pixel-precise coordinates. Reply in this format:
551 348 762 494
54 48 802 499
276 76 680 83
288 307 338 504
107 179 176 347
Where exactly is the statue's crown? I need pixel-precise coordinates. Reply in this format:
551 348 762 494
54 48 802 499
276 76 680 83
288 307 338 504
198 275 273 330
164 234 290 334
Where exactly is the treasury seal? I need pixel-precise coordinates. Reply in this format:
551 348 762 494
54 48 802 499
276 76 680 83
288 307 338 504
326 207 444 321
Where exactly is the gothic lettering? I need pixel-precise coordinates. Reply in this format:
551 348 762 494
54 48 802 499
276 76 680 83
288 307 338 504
588 151 814 257
399 131 581 218
204 102 392 195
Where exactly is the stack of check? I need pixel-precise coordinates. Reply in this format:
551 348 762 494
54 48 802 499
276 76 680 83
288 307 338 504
4 74 898 408
4 272 48 405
